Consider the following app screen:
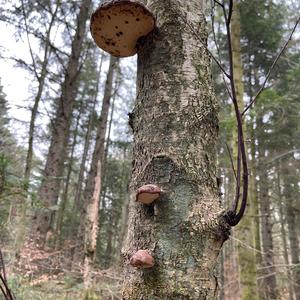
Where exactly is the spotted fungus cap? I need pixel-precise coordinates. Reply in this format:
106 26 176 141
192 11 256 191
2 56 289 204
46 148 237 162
90 0 155 57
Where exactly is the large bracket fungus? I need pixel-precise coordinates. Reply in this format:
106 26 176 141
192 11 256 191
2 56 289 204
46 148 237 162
136 184 161 204
90 0 155 57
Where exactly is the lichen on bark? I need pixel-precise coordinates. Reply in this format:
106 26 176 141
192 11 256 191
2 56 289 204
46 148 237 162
122 1 229 299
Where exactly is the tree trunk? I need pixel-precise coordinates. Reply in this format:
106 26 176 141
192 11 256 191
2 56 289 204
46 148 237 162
24 0 60 190
231 1 258 298
247 58 263 299
11 0 60 264
83 159 102 290
73 54 104 213
122 1 229 298
258 144 278 299
82 56 118 289
283 169 300 300
33 0 92 246
54 99 84 249
277 168 294 300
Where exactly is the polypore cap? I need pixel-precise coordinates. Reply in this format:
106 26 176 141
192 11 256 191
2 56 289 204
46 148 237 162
90 0 155 57
136 184 161 204
130 250 154 268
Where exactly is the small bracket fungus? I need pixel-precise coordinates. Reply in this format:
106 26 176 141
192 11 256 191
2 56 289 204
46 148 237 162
90 0 155 57
130 250 154 268
136 184 161 204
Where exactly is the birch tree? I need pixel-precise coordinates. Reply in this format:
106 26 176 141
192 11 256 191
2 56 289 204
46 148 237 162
119 1 230 298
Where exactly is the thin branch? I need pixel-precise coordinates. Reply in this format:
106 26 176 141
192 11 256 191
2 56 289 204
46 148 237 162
242 16 300 116
20 0 39 81
266 149 300 165
0 252 14 300
0 281 8 300
0 276 14 300
213 0 224 7
227 0 233 26
210 0 233 99
0 251 7 284
175 10 231 79
223 0 248 226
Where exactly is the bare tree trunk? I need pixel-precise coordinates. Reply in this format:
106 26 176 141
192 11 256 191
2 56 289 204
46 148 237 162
73 54 104 213
247 60 263 299
33 0 92 246
54 100 84 249
283 169 300 300
81 56 118 289
83 159 102 290
122 1 229 298
258 138 278 300
277 168 294 300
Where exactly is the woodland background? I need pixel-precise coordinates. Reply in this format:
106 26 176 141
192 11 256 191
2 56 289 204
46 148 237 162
0 0 299 299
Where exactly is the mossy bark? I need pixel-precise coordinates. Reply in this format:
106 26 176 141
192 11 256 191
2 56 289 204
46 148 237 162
122 1 229 299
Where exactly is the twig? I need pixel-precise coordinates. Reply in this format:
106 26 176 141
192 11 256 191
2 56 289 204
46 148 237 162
222 0 248 226
242 16 300 116
0 275 14 300
210 0 233 99
227 0 233 26
0 281 8 299
230 236 266 255
0 250 14 300
213 0 224 7
20 0 39 81
266 149 300 164
0 250 7 283
176 11 231 79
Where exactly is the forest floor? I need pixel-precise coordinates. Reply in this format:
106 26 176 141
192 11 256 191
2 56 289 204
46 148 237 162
4 242 122 300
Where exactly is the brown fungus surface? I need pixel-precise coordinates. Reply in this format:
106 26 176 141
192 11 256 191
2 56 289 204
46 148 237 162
90 0 155 57
136 184 161 204
130 250 154 268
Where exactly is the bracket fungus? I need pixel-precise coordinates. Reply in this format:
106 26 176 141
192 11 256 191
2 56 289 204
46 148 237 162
136 184 161 204
90 0 155 57
130 250 154 268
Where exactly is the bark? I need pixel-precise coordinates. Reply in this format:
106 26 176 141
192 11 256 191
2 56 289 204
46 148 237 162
103 212 114 268
82 56 118 289
33 0 92 245
83 159 102 289
98 92 116 268
231 1 258 298
277 170 294 300
248 58 263 299
54 100 84 249
250 143 263 299
122 1 229 299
